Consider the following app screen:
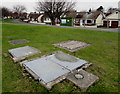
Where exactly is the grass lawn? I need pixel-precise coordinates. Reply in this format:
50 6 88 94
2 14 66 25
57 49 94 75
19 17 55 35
2 24 118 93
1 19 14 23
0 24 2 93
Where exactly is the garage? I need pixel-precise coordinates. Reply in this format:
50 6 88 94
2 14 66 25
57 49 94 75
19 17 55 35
111 21 118 28
103 21 110 27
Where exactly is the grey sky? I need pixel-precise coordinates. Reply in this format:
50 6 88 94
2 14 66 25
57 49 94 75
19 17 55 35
2 0 120 13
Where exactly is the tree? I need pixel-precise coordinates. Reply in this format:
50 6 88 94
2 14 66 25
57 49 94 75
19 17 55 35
36 0 75 25
13 5 26 15
1 7 10 18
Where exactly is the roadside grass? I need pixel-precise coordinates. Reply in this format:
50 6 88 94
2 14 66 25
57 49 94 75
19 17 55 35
1 19 14 23
2 24 118 93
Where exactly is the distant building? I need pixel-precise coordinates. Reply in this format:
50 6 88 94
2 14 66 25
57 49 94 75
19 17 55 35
84 11 105 26
103 10 120 28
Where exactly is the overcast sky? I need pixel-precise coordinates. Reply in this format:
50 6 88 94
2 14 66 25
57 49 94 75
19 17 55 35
1 0 120 13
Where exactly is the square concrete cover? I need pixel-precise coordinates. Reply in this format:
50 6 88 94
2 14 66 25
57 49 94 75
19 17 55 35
8 39 29 45
67 69 99 90
23 51 88 83
23 57 70 83
48 51 88 71
53 40 90 52
8 46 40 62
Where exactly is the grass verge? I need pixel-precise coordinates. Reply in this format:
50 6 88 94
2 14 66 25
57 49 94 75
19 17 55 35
2 24 118 93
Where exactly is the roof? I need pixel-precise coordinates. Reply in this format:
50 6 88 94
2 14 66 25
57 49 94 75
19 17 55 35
86 11 101 19
76 12 87 19
29 13 41 18
105 13 112 17
65 11 77 18
65 11 102 20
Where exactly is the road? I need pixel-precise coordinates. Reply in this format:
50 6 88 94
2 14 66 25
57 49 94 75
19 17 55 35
1 21 119 32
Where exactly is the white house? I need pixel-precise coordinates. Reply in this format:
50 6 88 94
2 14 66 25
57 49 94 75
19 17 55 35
103 11 120 28
83 11 105 26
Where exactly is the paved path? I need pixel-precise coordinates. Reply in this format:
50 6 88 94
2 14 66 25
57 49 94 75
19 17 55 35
1 22 119 32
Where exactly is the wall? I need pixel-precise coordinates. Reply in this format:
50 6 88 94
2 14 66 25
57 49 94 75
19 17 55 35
107 12 119 20
38 15 43 23
96 14 103 26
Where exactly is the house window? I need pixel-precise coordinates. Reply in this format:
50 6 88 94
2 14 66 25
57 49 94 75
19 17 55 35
87 20 92 23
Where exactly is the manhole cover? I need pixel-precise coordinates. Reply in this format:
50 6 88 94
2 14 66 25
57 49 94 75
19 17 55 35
8 39 29 45
8 46 40 62
53 40 90 52
67 69 99 90
21 51 88 89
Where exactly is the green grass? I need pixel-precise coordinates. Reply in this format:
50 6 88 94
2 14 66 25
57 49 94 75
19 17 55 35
2 24 118 93
0 23 2 93
1 19 14 23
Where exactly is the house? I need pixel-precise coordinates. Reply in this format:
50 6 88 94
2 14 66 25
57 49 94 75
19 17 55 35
83 11 105 26
28 12 41 22
19 13 28 19
8 12 28 19
75 12 87 26
64 10 105 27
103 9 120 28
9 12 19 19
64 10 80 26
39 14 51 24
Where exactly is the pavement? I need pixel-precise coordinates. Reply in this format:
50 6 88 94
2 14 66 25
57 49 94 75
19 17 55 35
1 19 119 32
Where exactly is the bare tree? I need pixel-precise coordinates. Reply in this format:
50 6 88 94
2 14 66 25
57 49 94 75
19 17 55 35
36 0 75 25
1 7 11 18
13 5 26 15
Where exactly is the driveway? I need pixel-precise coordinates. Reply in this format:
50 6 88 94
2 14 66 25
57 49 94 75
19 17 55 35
1 20 119 32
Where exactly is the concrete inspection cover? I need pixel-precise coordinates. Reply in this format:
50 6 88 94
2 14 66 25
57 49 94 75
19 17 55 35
53 40 90 52
67 69 99 90
22 51 88 87
49 51 88 71
8 39 29 45
23 57 70 83
8 46 40 62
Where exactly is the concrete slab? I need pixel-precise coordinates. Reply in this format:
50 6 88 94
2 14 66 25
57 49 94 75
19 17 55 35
67 69 99 90
23 57 70 83
48 51 88 71
8 39 29 45
53 40 90 52
22 51 88 89
8 46 40 62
